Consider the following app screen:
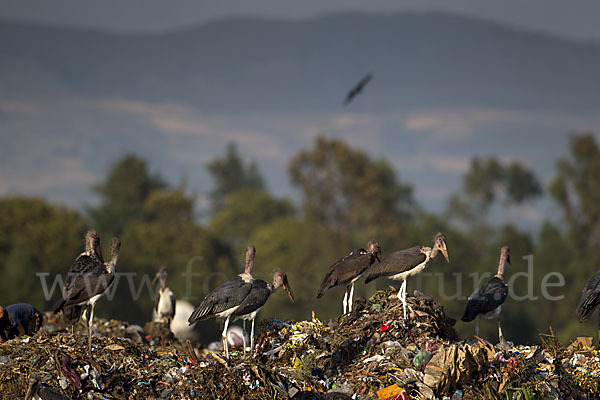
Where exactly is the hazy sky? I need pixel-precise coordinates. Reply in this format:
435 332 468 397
1 0 600 40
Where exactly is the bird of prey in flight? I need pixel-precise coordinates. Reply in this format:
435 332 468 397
343 73 373 106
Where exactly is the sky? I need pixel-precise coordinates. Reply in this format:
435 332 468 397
1 0 600 40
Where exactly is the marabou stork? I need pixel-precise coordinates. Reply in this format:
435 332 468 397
25 376 68 400
462 246 511 343
232 271 294 356
187 245 256 358
365 233 449 319
576 270 600 343
343 73 373 106
53 230 104 326
317 240 381 314
53 238 121 355
152 266 176 324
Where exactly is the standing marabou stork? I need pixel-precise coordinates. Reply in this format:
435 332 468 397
53 238 120 355
187 245 256 358
152 266 176 324
462 246 511 343
576 270 600 343
53 230 104 326
365 233 449 319
317 240 381 314
232 271 294 357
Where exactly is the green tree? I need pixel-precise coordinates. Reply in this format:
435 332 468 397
289 135 414 244
89 154 167 236
207 143 266 212
0 197 87 309
209 189 294 251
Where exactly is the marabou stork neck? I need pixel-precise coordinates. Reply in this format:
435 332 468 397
317 240 381 314
365 233 449 319
233 271 294 357
53 230 104 327
462 246 510 343
577 270 600 344
152 266 176 324
187 244 257 358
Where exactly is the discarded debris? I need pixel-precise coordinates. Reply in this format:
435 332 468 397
0 289 598 399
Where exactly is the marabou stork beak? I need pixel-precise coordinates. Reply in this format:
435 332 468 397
152 271 161 285
440 240 450 263
282 276 295 303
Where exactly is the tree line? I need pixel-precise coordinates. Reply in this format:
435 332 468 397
0 134 597 344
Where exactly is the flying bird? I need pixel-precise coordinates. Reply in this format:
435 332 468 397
365 233 449 318
462 246 511 343
343 73 373 106
576 270 600 344
317 240 381 314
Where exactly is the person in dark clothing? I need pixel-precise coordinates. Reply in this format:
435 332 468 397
0 303 42 341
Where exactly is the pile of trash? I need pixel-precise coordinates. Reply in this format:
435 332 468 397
0 289 599 399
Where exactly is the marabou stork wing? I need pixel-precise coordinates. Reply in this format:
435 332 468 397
343 73 373 106
62 269 115 307
64 254 103 287
53 254 104 313
233 280 271 316
461 276 508 322
364 246 425 283
577 270 600 322
188 277 253 324
317 248 374 297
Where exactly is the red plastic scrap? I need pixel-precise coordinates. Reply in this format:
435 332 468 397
381 321 391 332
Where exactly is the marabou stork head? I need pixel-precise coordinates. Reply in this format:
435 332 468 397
85 230 104 263
367 239 382 262
434 232 450 263
152 266 168 289
273 271 295 303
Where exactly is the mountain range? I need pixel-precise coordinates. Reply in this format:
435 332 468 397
1 12 598 225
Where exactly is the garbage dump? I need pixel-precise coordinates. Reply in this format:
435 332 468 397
0 289 599 399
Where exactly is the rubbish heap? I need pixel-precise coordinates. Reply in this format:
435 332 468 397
0 289 599 399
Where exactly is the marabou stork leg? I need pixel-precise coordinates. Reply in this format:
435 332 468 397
242 326 247 358
222 316 231 358
475 315 480 337
348 283 355 312
498 314 504 344
342 289 348 314
87 304 95 356
250 317 256 358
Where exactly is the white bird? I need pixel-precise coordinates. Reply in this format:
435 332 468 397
152 266 176 324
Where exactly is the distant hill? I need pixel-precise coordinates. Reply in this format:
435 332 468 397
1 12 599 113
0 12 597 216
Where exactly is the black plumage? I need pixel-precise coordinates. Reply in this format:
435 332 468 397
364 246 426 283
187 277 253 324
577 271 600 323
343 73 373 106
232 271 294 357
461 246 510 342
317 240 381 314
461 276 508 322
